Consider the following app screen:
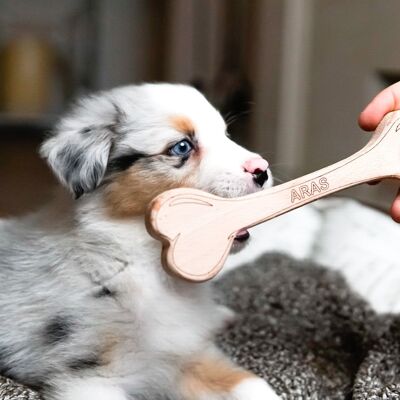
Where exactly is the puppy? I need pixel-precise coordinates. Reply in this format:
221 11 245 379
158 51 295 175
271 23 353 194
0 84 279 400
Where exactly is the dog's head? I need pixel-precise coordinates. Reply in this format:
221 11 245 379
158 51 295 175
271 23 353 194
41 84 272 221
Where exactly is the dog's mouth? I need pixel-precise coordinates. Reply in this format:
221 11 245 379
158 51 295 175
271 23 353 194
234 228 250 242
230 228 250 254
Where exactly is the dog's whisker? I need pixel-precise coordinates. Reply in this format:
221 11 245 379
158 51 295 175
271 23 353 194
271 176 285 184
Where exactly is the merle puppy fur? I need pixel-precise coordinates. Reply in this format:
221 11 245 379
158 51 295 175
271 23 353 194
0 84 277 400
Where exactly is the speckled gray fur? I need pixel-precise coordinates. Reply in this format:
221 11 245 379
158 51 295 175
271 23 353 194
2 253 400 399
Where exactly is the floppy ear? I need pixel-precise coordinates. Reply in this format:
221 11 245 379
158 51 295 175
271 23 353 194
40 97 119 198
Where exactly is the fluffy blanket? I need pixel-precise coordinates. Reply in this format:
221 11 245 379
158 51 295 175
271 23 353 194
217 253 400 399
2 253 400 400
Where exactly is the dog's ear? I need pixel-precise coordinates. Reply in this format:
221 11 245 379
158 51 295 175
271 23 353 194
41 96 122 198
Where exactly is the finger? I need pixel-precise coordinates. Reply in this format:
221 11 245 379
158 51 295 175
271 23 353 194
390 189 400 223
358 82 400 131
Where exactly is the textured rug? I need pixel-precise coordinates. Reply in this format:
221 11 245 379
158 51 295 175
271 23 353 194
2 253 400 399
216 253 400 400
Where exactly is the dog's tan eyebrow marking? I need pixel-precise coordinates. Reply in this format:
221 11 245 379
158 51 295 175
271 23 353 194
170 116 196 137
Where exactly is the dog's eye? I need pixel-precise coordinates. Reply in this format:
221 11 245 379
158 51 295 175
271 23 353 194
169 140 193 157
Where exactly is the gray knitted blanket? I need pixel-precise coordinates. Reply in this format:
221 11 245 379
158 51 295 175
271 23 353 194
2 253 400 399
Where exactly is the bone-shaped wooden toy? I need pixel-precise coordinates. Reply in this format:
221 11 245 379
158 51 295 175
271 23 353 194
146 111 400 282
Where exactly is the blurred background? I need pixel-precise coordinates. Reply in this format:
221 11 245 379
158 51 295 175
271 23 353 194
0 0 400 217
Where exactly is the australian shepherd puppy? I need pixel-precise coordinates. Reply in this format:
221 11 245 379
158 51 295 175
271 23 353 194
0 84 279 400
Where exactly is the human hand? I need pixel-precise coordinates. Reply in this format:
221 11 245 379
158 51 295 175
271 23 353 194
358 82 400 221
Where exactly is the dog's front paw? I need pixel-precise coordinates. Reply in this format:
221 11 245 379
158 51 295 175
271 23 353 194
230 377 280 400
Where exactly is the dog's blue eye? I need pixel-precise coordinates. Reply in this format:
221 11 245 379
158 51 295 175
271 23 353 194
169 140 193 156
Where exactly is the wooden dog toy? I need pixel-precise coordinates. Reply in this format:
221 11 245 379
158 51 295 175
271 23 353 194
146 111 400 282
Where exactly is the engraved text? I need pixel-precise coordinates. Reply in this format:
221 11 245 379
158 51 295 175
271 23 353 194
290 177 329 203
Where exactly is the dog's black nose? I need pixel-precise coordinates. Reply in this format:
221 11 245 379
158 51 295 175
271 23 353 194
252 168 269 187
